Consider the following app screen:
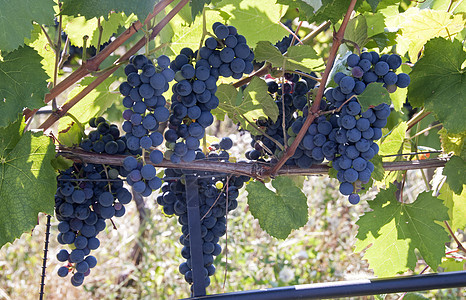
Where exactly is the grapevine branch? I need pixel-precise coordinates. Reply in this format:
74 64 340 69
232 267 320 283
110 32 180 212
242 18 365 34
444 221 466 254
57 147 449 180
37 0 190 131
266 0 359 176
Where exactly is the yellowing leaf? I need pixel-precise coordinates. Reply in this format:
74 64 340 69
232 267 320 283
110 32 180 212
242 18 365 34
395 8 465 62
438 183 466 232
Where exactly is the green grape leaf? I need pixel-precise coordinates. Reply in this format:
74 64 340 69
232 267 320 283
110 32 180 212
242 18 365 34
254 41 285 67
246 176 308 239
243 77 279 122
438 183 466 232
0 0 55 52
255 42 324 72
0 46 49 128
395 8 465 63
355 185 450 276
63 12 129 48
442 156 465 195
312 0 361 24
156 8 224 57
61 0 156 22
364 12 385 37
366 0 381 12
286 45 325 72
218 0 289 48
276 0 321 24
438 128 465 161
378 122 407 158
403 293 429 300
389 83 407 112
344 14 369 48
357 83 391 111
58 123 84 147
439 257 465 272
191 0 211 20
370 154 384 181
50 156 74 172
216 78 278 134
408 38 466 134
0 119 56 248
58 76 119 131
25 24 55 81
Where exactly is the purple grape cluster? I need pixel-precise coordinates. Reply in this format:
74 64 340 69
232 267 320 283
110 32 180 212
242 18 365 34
55 163 132 286
157 141 249 291
165 23 254 163
80 116 132 155
291 52 411 204
119 54 172 160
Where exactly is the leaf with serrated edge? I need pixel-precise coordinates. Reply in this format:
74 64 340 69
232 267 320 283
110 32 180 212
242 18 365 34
370 154 384 181
389 83 407 112
216 79 278 134
442 156 465 195
217 0 289 48
344 15 369 49
243 77 279 122
378 122 407 158
25 25 55 81
254 41 285 68
58 123 84 147
395 8 465 63
438 183 466 232
286 45 325 72
61 0 156 22
355 184 449 276
0 0 55 52
0 46 49 128
276 0 319 23
58 76 120 131
408 38 466 134
0 120 56 248
51 156 74 172
63 12 130 48
357 83 392 111
246 176 308 239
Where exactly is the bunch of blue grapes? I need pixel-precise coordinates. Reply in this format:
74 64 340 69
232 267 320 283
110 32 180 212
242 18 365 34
292 52 411 204
165 22 254 163
156 139 249 290
119 54 172 157
245 72 318 163
55 163 132 286
80 116 133 155
120 155 162 197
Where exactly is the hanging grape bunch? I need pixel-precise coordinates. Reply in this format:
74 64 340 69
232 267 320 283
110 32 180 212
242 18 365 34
158 137 250 290
307 52 410 204
55 163 132 286
164 22 254 163
118 54 170 196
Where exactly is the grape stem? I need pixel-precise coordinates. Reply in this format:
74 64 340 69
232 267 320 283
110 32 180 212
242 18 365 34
279 22 304 45
444 221 466 254
266 0 359 176
240 113 285 151
289 21 304 47
24 0 178 122
37 0 189 131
